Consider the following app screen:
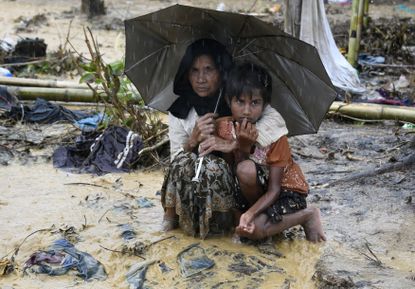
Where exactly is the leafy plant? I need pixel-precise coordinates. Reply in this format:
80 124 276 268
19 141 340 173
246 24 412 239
78 27 168 166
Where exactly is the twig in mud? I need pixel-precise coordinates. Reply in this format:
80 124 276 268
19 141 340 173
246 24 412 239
148 236 175 247
64 182 108 189
82 215 87 230
99 244 146 260
386 141 410 153
1 227 52 260
360 242 382 266
98 208 111 223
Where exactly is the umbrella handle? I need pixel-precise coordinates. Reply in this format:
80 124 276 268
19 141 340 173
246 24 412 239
191 156 204 182
191 89 222 182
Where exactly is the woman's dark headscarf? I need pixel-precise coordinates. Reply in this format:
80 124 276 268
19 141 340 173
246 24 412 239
168 38 233 119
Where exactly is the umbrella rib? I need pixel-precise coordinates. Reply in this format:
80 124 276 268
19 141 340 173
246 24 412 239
125 45 171 73
134 19 210 32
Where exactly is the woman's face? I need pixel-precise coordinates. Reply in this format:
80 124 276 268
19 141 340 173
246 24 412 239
188 54 221 97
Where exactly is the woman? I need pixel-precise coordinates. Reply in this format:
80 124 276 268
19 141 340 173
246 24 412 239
160 38 235 239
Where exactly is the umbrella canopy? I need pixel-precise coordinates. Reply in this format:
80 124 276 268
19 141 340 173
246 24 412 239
124 4 337 136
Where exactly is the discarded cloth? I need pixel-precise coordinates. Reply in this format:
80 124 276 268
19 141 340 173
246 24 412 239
53 126 143 174
23 239 107 281
297 0 365 93
7 98 91 124
74 113 107 132
177 244 215 278
358 54 385 66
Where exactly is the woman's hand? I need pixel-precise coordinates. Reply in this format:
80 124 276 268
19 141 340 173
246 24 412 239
235 119 258 154
199 136 237 156
185 113 216 152
236 211 255 234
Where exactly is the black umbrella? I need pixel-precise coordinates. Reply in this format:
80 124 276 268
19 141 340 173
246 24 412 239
124 4 337 136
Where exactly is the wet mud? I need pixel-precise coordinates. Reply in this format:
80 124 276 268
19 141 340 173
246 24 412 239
1 0 415 288
1 119 414 288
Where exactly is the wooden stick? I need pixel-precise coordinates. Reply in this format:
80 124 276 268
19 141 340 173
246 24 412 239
325 152 415 187
138 138 169 156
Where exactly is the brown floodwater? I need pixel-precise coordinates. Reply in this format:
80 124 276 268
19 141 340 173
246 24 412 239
0 162 324 288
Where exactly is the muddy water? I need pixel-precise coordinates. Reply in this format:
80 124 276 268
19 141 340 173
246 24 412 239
0 163 323 288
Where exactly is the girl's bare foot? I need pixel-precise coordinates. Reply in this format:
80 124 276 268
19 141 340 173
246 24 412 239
302 207 326 242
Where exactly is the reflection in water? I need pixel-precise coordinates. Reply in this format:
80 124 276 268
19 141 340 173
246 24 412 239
0 163 322 288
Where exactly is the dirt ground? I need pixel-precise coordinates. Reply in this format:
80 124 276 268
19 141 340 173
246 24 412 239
1 0 415 289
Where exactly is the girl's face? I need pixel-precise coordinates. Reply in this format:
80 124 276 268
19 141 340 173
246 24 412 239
230 89 264 124
188 55 221 97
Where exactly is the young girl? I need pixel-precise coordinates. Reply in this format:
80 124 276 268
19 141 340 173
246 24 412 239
199 62 326 242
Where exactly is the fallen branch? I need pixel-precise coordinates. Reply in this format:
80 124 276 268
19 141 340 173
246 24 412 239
64 182 108 189
324 152 415 187
138 137 169 156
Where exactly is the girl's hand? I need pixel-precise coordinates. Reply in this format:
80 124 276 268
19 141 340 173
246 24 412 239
236 211 255 234
199 136 237 156
235 119 258 154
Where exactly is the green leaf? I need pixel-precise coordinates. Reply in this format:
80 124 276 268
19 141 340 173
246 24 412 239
80 72 96 83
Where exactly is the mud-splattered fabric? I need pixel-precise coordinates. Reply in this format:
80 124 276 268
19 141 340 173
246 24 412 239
161 151 235 238
234 162 307 223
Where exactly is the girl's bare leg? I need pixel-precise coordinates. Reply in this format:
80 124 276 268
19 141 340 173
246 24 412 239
235 207 326 242
236 160 263 205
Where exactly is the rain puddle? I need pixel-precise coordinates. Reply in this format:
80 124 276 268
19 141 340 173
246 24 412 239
1 162 324 288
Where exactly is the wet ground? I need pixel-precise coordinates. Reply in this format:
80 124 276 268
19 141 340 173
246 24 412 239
0 118 414 289
1 0 415 288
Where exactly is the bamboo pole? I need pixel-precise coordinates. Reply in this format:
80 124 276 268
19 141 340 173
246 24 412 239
329 101 415 123
354 0 365 63
6 86 99 102
0 76 88 89
347 0 360 66
363 0 370 28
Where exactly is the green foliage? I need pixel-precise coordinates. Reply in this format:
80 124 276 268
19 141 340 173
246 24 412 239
78 28 165 138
